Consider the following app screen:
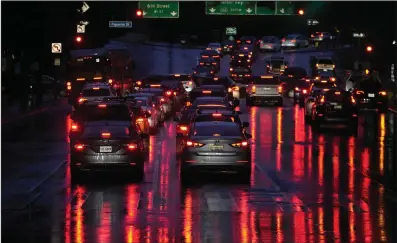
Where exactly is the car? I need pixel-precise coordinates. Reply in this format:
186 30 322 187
200 50 221 61
192 65 216 77
281 34 309 49
140 88 173 116
198 57 220 72
246 75 283 106
180 121 252 182
311 57 335 72
304 82 337 121
206 43 223 55
69 121 148 180
240 45 257 60
310 89 358 132
125 94 161 134
222 40 235 54
309 32 335 44
313 69 337 83
266 56 288 75
130 104 151 135
158 79 187 104
293 79 312 106
76 83 117 107
230 66 252 84
194 76 240 99
193 109 248 131
230 58 252 69
166 73 195 93
280 67 308 97
259 36 282 52
351 77 388 112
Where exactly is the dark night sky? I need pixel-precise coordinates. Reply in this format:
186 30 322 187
2 1 396 55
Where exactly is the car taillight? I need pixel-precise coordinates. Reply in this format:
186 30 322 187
74 144 85 151
291 40 296 43
212 113 222 117
232 74 237 77
212 62 217 65
71 123 79 132
166 91 172 96
136 81 142 86
320 96 325 103
231 141 248 148
108 79 113 84
379 91 387 96
351 97 356 104
230 68 233 71
282 38 285 42
199 62 204 65
101 132 111 138
303 89 307 94
356 90 364 95
136 118 144 123
160 98 165 103
278 86 282 93
295 87 300 91
126 143 137 150
186 140 204 147
244 74 251 77
78 97 87 103
252 85 256 93
98 104 107 108
173 91 177 96
311 34 314 37
179 125 188 132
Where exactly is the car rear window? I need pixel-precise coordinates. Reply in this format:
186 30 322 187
78 105 131 121
324 91 350 102
194 115 234 123
318 59 334 65
83 126 131 138
252 77 279 85
193 125 241 136
284 68 307 77
82 89 110 97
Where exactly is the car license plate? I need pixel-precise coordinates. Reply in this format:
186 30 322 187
239 75 243 77
334 105 342 109
368 93 375 98
100 146 112 153
263 88 270 90
209 145 223 151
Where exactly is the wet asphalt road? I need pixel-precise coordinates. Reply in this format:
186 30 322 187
2 49 397 243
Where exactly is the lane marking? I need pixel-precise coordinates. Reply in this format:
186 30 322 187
254 163 281 192
28 161 67 193
204 192 240 212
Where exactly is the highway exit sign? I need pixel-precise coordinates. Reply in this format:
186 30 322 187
205 1 256 15
138 1 179 18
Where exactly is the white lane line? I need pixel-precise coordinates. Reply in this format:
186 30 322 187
204 192 240 212
28 160 67 193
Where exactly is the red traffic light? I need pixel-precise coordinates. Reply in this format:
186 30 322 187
298 9 304 15
76 36 82 43
366 45 373 52
136 9 143 17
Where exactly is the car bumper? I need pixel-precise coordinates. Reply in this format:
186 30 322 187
282 43 297 48
71 154 143 171
315 116 357 124
181 153 251 172
248 95 282 103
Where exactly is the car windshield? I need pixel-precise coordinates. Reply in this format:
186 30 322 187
193 124 241 136
77 105 131 121
83 126 131 138
82 89 110 97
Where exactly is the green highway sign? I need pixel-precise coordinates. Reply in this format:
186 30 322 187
275 1 295 15
256 1 295 15
138 1 179 18
225 27 237 35
206 1 257 15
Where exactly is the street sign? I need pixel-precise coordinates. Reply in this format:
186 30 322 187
307 19 319 26
54 58 61 66
353 33 365 38
206 1 256 15
77 24 85 33
138 1 179 18
225 27 237 35
109 21 133 28
274 1 295 15
51 43 62 53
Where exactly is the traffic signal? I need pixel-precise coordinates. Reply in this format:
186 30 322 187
75 36 83 43
298 9 304 15
136 9 143 17
366 45 373 52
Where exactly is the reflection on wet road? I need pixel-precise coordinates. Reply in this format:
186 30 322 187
2 52 397 243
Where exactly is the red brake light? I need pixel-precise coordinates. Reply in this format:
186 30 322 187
160 98 165 102
244 74 251 77
136 81 142 86
241 141 248 147
330 77 336 82
231 141 249 148
351 97 356 104
199 62 204 65
212 62 217 65
230 68 233 71
186 140 204 147
108 79 113 84
303 89 307 94
78 98 87 103
126 143 137 150
278 86 282 93
101 132 111 138
212 113 222 117
166 91 172 96
320 96 325 103
74 144 85 151
98 104 107 108
136 118 144 122
173 91 177 96
179 126 188 131
71 123 79 132
202 90 211 94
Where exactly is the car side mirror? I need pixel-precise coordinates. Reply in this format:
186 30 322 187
173 116 180 122
141 133 149 139
245 133 252 139
243 122 249 127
